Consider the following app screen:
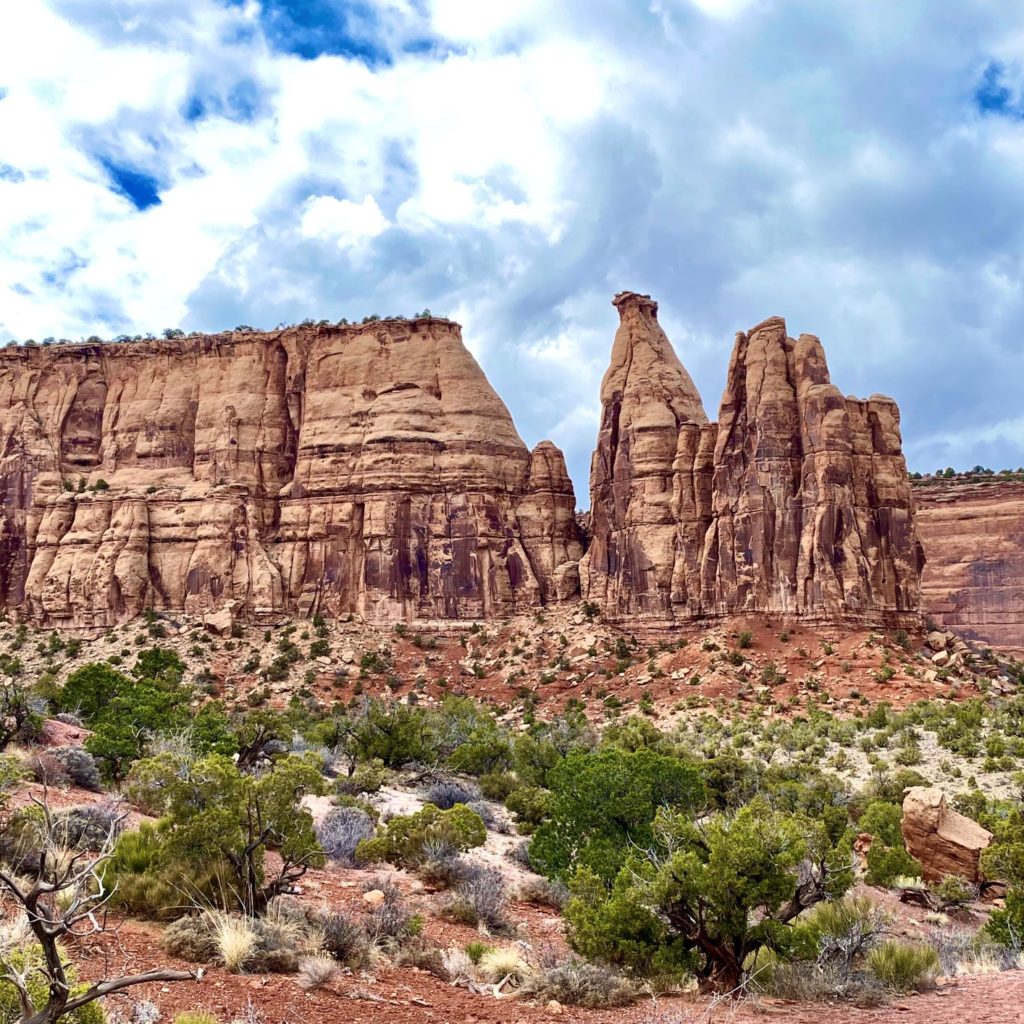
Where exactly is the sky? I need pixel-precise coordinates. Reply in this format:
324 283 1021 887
3 1 1024 503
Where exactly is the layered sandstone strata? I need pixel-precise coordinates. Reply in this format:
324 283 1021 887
580 292 924 625
0 319 581 627
901 787 992 883
915 479 1024 650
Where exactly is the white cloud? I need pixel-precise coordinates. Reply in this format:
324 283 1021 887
3 0 1024 495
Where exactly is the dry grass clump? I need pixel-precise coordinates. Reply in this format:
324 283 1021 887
296 954 338 991
477 946 531 986
866 941 940 992
519 962 638 1008
211 914 257 973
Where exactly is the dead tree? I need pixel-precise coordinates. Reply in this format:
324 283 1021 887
0 793 197 1024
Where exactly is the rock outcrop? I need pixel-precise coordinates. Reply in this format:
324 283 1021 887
901 786 992 883
915 479 1024 651
580 292 924 625
0 319 581 627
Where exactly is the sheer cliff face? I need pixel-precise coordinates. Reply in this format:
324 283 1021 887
915 480 1024 651
0 320 582 627
580 293 924 625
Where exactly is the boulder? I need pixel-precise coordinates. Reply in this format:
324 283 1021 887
901 786 992 883
204 602 237 636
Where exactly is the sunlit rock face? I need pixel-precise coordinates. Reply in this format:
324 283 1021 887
580 292 924 626
0 319 581 627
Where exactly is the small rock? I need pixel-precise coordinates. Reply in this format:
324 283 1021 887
341 649 355 664
926 631 947 652
546 1001 563 1015
362 889 386 908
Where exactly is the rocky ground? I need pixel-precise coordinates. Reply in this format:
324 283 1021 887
6 605 1024 1024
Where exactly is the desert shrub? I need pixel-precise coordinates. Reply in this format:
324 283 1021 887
865 842 922 887
519 962 637 1008
313 908 369 966
0 945 106 1024
441 946 475 982
161 916 218 961
515 875 569 910
347 701 438 767
565 799 852 990
426 779 481 810
789 895 889 967
114 753 325 914
48 746 102 791
316 806 375 865
933 874 977 911
419 838 471 889
54 803 123 851
529 747 704 884
296 955 336 991
334 758 387 795
504 785 553 834
479 771 518 801
0 755 26 812
866 941 940 992
750 952 885 1006
172 1013 219 1024
0 681 44 750
444 866 508 930
103 822 220 921
355 804 486 867
59 663 132 722
858 801 904 846
27 751 70 788
981 806 1024 945
362 878 419 947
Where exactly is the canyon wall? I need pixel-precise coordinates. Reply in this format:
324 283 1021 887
579 292 925 626
915 480 1024 650
0 320 582 627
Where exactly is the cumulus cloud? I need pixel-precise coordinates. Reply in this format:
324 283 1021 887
3 0 1024 500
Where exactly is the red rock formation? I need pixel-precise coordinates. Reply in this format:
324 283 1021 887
581 293 924 625
901 786 992 883
915 479 1024 651
0 320 581 627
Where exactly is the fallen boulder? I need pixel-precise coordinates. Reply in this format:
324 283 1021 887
901 786 992 883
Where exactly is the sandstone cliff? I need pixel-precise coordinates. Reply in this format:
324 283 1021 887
0 319 581 627
580 293 924 625
915 479 1024 650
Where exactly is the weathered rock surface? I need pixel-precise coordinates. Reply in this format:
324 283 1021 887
0 319 581 627
580 292 924 625
915 479 1024 651
901 786 992 883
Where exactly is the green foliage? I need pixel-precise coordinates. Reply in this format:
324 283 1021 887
0 682 42 750
866 941 939 991
565 799 851 990
0 946 106 1024
858 801 904 847
982 806 1024 945
529 747 704 884
355 804 486 867
109 754 325 915
864 842 921 887
348 701 436 767
504 785 554 833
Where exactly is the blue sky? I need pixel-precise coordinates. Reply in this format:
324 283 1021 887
3 1 1024 501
